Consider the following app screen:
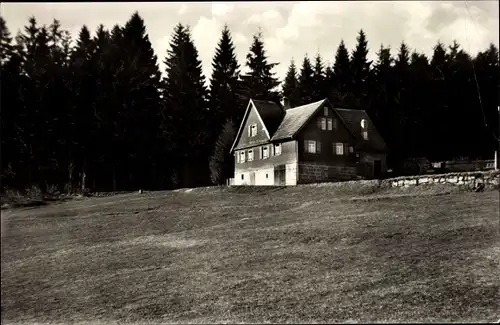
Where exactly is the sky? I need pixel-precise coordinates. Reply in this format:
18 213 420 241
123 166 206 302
1 1 499 85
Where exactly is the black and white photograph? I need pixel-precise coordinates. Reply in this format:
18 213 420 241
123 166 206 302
1 1 499 323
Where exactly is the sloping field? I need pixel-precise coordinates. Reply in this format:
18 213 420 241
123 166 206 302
1 185 500 324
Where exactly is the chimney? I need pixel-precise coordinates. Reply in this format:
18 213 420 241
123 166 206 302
281 96 291 110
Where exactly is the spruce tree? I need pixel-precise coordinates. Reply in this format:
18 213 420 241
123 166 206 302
0 16 13 65
240 31 280 102
312 53 326 101
332 39 352 106
281 59 300 107
162 23 209 188
121 12 164 189
350 29 371 105
208 24 242 130
297 55 315 105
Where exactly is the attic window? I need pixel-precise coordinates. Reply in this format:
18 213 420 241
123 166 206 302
249 124 257 137
362 131 369 140
324 106 329 116
361 119 368 140
349 146 354 154
317 117 327 130
239 151 246 163
327 118 335 131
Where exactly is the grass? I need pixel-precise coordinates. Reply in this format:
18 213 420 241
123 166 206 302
1 184 500 324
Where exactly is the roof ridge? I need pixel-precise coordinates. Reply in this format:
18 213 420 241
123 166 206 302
287 99 326 111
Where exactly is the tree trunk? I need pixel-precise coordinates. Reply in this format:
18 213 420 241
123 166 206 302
68 160 74 194
81 160 87 193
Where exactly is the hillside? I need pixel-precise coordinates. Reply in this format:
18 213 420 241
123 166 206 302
1 185 500 324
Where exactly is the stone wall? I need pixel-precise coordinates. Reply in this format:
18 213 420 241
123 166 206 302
383 170 499 189
298 163 357 184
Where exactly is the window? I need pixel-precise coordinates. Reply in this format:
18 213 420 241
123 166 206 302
324 106 329 116
274 143 282 155
241 174 244 180
248 124 257 137
262 146 269 159
332 118 337 129
335 142 344 155
248 149 254 161
362 131 369 140
317 117 326 130
239 151 246 163
349 146 354 154
327 118 333 131
266 174 268 179
305 140 321 153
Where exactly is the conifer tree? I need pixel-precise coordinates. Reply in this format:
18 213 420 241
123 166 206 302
297 55 315 105
162 23 209 188
240 31 280 102
208 24 242 129
281 59 300 107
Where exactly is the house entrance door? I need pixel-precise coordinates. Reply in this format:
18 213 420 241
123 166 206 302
250 172 256 185
274 165 286 186
374 160 382 179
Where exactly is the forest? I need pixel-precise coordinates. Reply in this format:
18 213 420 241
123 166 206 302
1 12 499 192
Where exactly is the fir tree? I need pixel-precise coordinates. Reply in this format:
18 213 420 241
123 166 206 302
208 24 242 130
312 53 326 101
162 23 209 188
281 58 300 107
297 55 315 105
240 31 280 102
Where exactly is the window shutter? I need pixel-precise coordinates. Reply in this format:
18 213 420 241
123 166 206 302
344 143 348 155
317 141 321 153
316 118 321 129
304 140 308 152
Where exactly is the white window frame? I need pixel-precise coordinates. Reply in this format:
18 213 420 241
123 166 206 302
248 149 254 161
239 151 246 163
320 118 327 130
248 124 257 137
327 118 333 131
335 142 344 155
305 140 321 154
274 143 282 155
324 106 329 116
362 131 369 140
307 140 316 153
262 146 269 159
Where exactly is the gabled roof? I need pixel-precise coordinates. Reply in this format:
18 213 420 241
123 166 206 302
251 99 285 136
336 108 388 152
271 99 326 141
229 99 284 153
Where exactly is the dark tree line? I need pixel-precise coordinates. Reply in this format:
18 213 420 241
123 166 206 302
283 30 500 166
1 14 499 193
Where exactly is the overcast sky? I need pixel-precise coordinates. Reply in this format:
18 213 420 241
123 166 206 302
2 1 499 84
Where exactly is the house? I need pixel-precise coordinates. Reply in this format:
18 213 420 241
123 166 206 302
229 97 389 186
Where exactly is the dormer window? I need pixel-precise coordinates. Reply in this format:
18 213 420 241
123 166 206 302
248 124 257 137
